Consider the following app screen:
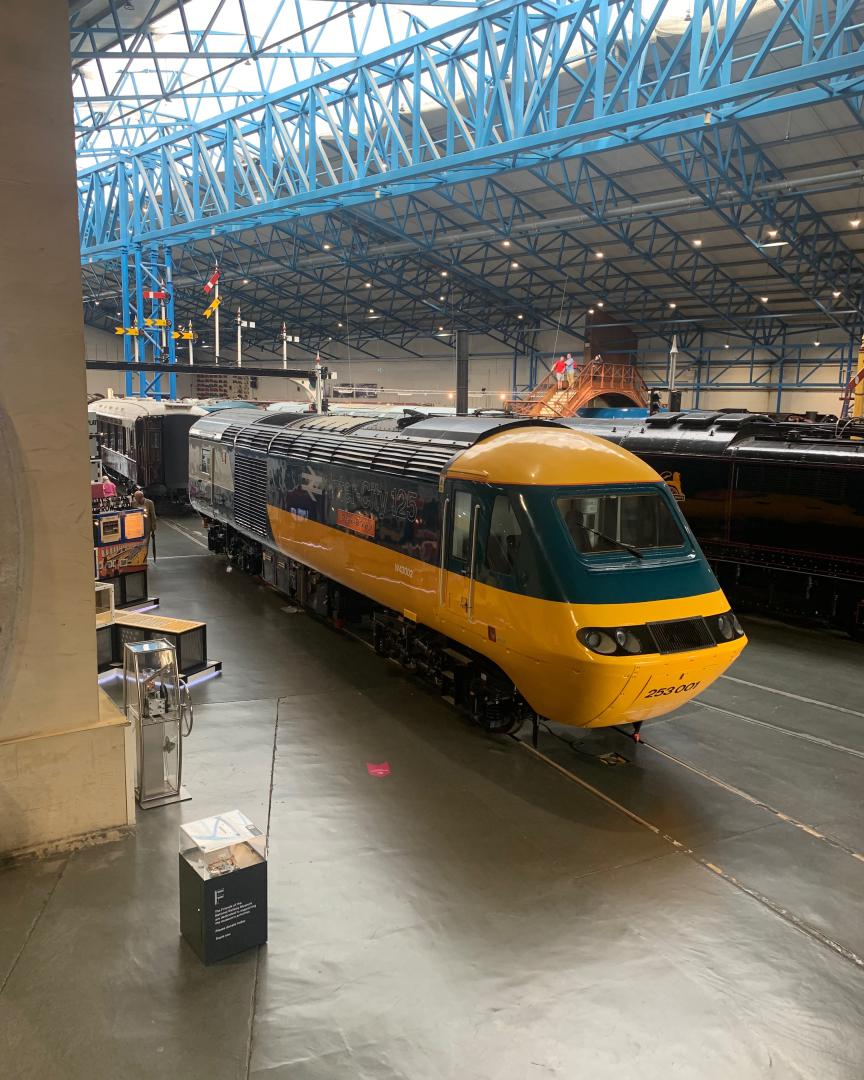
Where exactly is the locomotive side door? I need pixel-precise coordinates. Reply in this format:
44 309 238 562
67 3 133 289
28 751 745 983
440 482 486 638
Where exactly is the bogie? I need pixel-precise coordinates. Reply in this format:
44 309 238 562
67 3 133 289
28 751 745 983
214 522 528 736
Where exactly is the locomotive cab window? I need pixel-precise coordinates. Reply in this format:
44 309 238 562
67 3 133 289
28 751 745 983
559 489 684 554
484 495 522 576
451 490 473 565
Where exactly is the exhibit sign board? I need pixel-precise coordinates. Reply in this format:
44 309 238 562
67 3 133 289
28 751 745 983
179 810 268 964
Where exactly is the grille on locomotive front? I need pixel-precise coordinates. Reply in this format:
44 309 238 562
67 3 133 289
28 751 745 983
648 617 715 653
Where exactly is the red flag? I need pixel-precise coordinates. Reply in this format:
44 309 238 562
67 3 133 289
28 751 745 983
203 268 220 294
142 289 168 300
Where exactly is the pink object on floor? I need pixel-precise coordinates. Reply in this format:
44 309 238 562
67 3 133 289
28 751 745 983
366 762 390 777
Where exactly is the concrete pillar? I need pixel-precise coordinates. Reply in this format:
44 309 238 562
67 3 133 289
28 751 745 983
0 0 133 857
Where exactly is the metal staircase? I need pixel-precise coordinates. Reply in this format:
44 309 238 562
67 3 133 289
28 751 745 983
507 359 648 418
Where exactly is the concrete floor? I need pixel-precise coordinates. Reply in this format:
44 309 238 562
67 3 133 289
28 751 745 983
2 514 863 1079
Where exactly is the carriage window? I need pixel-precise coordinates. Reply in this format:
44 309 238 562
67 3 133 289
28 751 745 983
558 490 684 553
485 496 522 576
451 490 473 564
190 442 212 480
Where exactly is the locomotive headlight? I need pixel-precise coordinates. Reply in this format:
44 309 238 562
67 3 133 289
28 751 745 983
579 629 617 655
716 614 734 641
579 627 644 656
714 612 744 641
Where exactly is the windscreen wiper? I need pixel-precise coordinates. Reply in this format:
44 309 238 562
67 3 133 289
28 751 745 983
578 525 644 559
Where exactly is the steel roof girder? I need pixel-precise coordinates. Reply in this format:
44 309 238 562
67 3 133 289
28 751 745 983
77 0 864 244
528 159 778 335
650 125 864 323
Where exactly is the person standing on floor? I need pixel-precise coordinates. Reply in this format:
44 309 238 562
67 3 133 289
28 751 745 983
133 489 157 562
554 355 566 389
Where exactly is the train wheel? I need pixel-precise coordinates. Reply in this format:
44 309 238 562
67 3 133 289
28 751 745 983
477 712 524 737
469 677 524 736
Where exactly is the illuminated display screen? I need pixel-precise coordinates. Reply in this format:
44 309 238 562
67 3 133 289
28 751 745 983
124 511 145 540
100 517 121 542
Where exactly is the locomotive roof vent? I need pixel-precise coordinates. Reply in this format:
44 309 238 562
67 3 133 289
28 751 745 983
713 413 773 430
677 413 722 428
219 422 248 443
251 411 305 428
644 412 686 428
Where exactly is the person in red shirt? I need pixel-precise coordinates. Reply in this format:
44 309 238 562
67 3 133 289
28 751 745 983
554 355 566 389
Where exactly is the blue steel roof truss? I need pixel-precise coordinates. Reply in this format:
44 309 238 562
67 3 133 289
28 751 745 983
75 0 864 369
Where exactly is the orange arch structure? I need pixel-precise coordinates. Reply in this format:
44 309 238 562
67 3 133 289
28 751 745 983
508 360 648 418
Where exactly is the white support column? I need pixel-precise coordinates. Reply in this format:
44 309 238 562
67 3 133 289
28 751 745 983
214 278 220 364
0 0 132 857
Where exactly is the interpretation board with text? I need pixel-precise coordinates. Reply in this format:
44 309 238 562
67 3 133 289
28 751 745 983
179 810 268 964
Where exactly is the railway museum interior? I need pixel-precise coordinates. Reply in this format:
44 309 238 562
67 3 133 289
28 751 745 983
3 1 864 1076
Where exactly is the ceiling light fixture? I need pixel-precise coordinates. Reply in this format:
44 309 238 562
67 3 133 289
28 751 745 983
242 278 249 284
597 301 604 308
588 308 595 314
511 261 519 268
851 217 862 228
767 229 778 238
365 282 372 288
502 240 511 247
338 322 343 327
323 243 331 250
517 314 524 320
814 338 821 346
440 270 448 277
368 308 374 314
439 294 445 300
724 341 730 349
760 296 768 302
669 302 677 309
760 240 789 248
693 239 703 247
595 251 604 259
833 290 842 298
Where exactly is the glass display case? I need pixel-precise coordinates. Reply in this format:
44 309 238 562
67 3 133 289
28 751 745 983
179 810 268 964
123 639 192 809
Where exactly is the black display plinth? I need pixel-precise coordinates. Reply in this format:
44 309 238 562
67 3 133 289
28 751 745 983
179 856 267 964
178 810 268 965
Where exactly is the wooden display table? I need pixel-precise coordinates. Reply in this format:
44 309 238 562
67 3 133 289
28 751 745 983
96 609 221 679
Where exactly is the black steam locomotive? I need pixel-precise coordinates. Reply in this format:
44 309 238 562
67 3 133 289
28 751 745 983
563 412 864 634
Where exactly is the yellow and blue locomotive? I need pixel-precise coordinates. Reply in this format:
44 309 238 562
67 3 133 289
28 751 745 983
189 411 746 733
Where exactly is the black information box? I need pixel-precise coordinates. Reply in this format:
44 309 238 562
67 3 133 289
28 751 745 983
178 811 268 965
